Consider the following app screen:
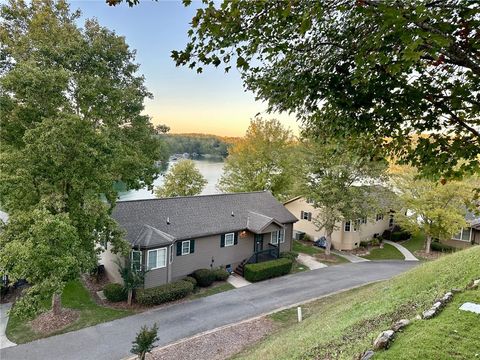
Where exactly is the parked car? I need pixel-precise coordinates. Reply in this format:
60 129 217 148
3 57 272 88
314 236 327 249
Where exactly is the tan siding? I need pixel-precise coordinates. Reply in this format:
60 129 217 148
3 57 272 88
98 244 123 284
285 198 390 250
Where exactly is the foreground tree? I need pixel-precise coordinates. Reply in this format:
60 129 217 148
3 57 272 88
218 118 297 200
172 0 480 182
0 0 161 316
131 323 159 360
390 166 475 254
156 160 207 197
304 136 391 255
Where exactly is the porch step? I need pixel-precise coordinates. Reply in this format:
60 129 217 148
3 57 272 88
234 260 247 277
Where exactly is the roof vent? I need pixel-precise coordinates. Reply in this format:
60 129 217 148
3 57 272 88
231 211 234 217
166 217 170 225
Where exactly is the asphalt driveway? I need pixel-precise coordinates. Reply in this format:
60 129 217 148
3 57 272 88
1 261 416 360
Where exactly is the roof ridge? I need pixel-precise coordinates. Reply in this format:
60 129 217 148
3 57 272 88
117 190 269 203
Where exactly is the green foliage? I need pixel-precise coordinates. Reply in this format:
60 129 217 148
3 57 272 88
183 276 197 287
244 258 293 282
117 259 146 293
0 0 162 315
136 280 194 306
218 118 298 200
430 242 455 253
303 136 391 254
390 231 411 242
155 159 207 197
279 251 299 262
103 283 127 302
391 166 474 252
192 269 217 287
131 323 159 360
212 268 230 281
161 134 231 158
174 0 480 181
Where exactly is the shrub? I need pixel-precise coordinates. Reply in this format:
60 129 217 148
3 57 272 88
303 234 313 242
103 283 127 302
184 276 197 287
212 268 230 281
431 242 455 253
359 241 369 248
192 269 216 287
382 229 392 239
370 238 380 246
390 231 411 242
244 258 293 282
280 251 299 261
136 280 194 306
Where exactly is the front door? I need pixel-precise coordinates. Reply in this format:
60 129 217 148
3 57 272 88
254 234 264 252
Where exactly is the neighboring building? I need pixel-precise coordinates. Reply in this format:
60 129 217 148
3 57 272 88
100 191 297 288
444 211 480 248
284 197 392 250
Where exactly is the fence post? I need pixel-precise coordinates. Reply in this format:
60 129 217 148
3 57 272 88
297 306 302 322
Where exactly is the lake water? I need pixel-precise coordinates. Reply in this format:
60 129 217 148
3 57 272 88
118 158 225 201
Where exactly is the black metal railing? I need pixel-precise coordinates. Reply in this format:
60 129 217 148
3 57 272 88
246 245 279 264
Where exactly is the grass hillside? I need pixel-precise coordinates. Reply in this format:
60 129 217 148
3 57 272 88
234 246 480 360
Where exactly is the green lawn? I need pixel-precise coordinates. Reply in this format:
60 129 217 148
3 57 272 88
401 232 426 253
6 279 133 344
189 282 235 300
292 240 322 255
290 260 309 273
362 243 405 260
233 246 480 360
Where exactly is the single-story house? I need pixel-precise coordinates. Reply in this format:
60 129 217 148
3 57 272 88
284 197 392 250
100 191 297 288
444 211 480 248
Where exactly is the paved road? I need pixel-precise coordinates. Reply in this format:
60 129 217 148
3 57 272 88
1 261 416 360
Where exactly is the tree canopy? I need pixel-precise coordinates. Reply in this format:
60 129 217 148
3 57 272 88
172 0 480 182
0 0 162 316
218 118 297 200
156 159 207 197
302 135 391 254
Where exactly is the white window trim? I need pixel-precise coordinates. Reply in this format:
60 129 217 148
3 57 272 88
271 229 285 245
147 248 167 270
224 232 235 247
452 227 472 242
302 211 310 220
344 220 351 232
279 229 285 243
169 244 173 264
181 240 191 255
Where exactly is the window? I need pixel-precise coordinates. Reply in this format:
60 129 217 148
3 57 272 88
169 244 173 264
389 215 394 227
360 217 367 224
453 227 472 242
270 229 285 245
224 233 235 247
181 240 191 255
301 211 312 221
344 220 351 232
376 214 384 221
147 248 167 270
131 250 142 272
306 198 314 204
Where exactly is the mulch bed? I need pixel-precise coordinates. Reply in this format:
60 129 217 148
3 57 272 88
344 247 370 256
414 250 444 260
30 309 80 335
148 317 276 360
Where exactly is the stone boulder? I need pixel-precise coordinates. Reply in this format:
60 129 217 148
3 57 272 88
360 350 375 360
422 308 437 319
373 330 394 350
391 319 410 332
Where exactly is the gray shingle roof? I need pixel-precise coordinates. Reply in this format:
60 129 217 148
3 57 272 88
246 211 283 233
112 191 297 248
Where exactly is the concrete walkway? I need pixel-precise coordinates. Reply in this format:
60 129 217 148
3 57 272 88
1 261 417 360
331 250 370 263
384 240 419 261
0 303 16 349
297 253 327 270
227 273 251 288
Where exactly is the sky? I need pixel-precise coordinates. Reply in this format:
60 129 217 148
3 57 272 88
70 0 298 137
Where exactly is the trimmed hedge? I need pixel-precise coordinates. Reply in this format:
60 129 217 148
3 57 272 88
212 268 230 281
390 231 411 242
280 251 299 261
244 258 293 282
136 280 194 306
431 242 455 253
184 276 197 287
193 269 216 287
103 283 127 302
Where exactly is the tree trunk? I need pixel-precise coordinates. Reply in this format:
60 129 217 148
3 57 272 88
52 293 62 316
425 235 432 254
325 231 333 256
140 351 146 360
127 289 133 306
